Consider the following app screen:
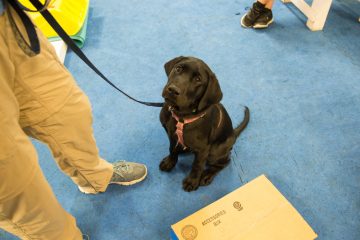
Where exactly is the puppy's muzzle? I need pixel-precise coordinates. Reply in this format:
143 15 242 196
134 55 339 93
167 84 181 96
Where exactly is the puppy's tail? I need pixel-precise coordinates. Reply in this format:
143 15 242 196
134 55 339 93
234 106 250 139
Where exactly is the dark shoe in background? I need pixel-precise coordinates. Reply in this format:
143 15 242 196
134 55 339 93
253 8 274 28
241 1 274 29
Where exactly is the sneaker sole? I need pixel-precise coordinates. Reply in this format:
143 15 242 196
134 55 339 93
78 166 148 194
240 15 253 28
110 165 148 186
78 186 98 194
253 18 274 29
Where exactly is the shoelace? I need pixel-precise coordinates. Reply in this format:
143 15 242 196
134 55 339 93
113 161 131 175
248 3 263 21
251 7 262 17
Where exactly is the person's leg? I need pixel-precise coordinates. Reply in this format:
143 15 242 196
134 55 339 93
0 168 83 240
5 2 146 194
23 84 116 194
241 0 275 28
259 0 275 9
22 84 148 194
0 10 82 239
4 2 113 194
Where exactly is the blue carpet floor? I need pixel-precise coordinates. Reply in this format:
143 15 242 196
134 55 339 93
1 0 360 239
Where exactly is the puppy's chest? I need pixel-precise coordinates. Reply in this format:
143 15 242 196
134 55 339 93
167 117 208 148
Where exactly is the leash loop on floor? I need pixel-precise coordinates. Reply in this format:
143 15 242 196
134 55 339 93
9 0 164 108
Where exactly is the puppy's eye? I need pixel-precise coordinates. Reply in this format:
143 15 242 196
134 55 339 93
175 66 183 73
194 76 201 82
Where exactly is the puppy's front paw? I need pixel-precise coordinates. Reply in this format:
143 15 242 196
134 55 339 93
159 156 176 172
182 176 200 192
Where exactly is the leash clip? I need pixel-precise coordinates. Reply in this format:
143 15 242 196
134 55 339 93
168 106 175 112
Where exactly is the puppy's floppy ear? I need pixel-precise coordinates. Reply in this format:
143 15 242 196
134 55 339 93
164 56 186 76
198 71 223 111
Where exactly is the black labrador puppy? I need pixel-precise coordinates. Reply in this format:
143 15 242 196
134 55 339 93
159 56 250 192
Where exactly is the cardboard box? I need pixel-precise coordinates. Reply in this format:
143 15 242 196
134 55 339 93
170 175 317 240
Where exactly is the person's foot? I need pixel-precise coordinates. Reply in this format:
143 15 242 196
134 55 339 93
110 161 147 186
253 8 273 28
78 161 147 194
241 1 273 29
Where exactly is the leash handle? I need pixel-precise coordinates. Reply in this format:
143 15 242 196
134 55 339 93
20 0 164 108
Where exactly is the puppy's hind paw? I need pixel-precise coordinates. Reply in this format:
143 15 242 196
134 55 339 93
182 177 200 192
159 156 177 172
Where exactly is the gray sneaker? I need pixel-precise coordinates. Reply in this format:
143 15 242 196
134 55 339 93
78 161 147 194
110 161 147 186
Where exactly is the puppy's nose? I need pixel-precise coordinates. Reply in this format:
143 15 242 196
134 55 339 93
167 84 181 96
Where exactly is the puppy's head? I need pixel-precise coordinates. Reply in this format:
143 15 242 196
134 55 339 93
162 56 222 114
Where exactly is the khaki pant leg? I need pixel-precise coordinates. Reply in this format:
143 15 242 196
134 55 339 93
4 4 113 193
0 11 82 240
0 168 83 240
23 86 114 193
